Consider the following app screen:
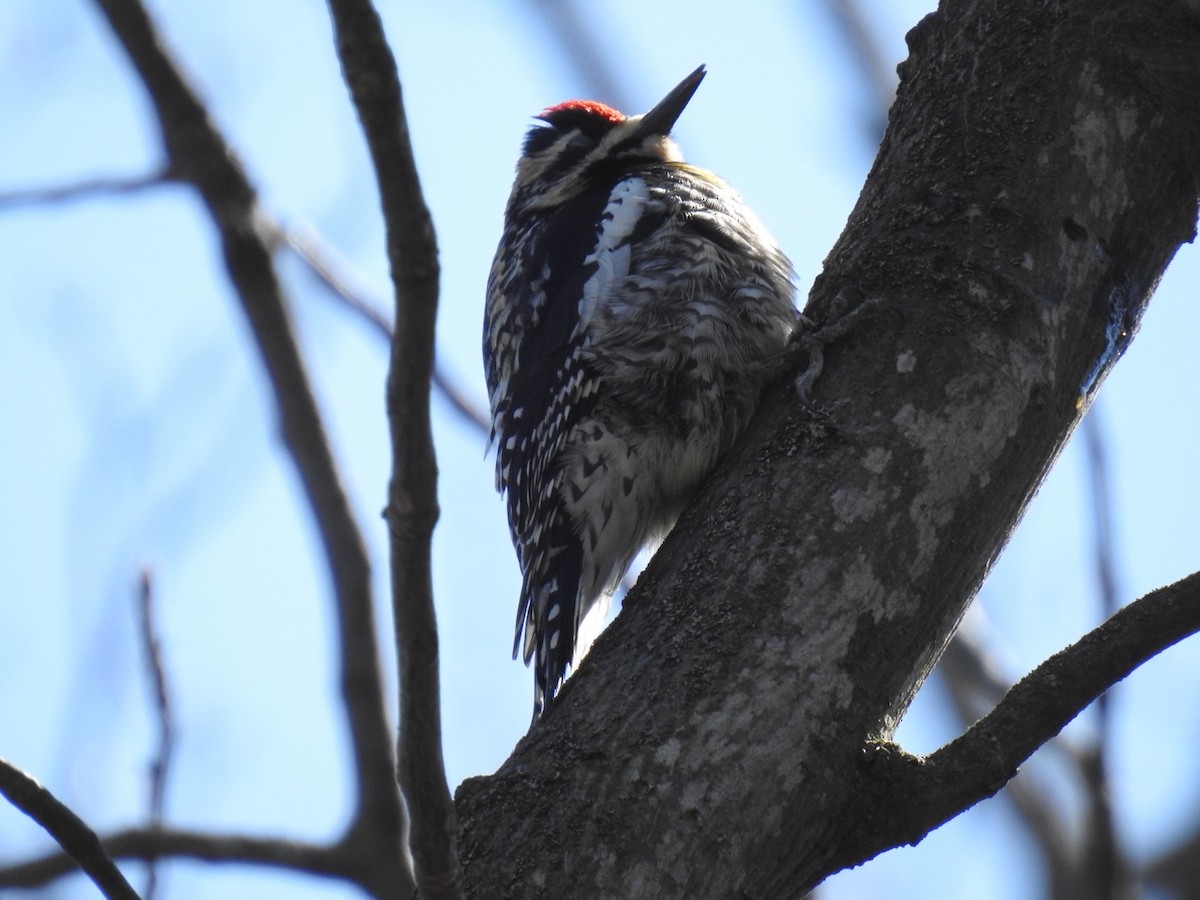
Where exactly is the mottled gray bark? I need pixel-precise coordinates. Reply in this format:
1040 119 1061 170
457 0 1200 897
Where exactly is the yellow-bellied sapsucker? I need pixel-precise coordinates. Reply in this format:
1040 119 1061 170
485 65 798 719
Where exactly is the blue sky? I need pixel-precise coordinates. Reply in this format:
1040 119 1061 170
1 2 1197 898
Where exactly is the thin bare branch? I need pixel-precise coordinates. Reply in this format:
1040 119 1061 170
0 170 171 210
1002 772 1078 898
89 0 407 894
948 571 1199 762
281 223 394 337
939 618 1013 710
939 623 1079 897
1080 407 1131 899
135 569 174 900
1083 410 1122 623
0 827 356 891
0 156 489 444
825 0 897 122
1146 822 1200 900
0 759 141 900
324 2 460 898
280 221 490 436
523 0 635 111
852 571 1200 875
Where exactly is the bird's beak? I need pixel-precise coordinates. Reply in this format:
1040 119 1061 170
635 65 706 139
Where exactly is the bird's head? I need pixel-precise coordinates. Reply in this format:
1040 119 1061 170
511 65 706 210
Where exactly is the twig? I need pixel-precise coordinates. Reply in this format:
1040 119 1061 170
0 759 141 900
89 0 407 894
324 2 460 899
938 570 1199 776
1145 823 1200 899
0 161 490 441
1080 406 1130 898
278 223 393 336
857 571 1200 865
135 569 174 900
280 222 490 436
939 621 1079 897
1001 773 1078 898
939 616 1014 709
825 0 897 126
523 0 635 112
0 826 355 890
1083 410 1122 624
0 170 171 210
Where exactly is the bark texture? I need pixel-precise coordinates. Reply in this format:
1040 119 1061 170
457 0 1200 897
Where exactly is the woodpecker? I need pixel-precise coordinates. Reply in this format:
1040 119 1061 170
484 65 797 719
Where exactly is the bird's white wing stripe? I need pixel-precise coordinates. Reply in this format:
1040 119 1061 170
576 177 647 332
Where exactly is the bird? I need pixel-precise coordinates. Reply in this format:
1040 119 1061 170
484 64 798 719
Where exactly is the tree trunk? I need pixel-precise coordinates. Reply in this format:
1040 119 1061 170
456 0 1200 896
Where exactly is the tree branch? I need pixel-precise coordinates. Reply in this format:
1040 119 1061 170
279 221 490 436
523 0 635 112
456 1 1200 895
0 170 171 210
323 2 459 898
0 160 490 441
939 621 1083 898
825 0 896 126
0 826 356 890
936 573 1200 794
1146 820 1200 899
851 571 1200 880
0 759 140 900
89 0 407 894
135 569 174 900
1079 408 1130 898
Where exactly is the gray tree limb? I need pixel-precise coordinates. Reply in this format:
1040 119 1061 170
456 1 1200 896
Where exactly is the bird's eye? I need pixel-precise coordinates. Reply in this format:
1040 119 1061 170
566 132 594 152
